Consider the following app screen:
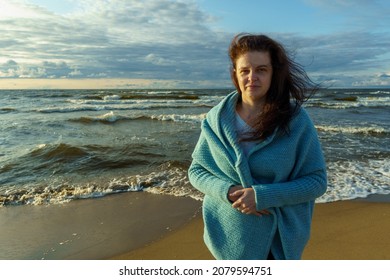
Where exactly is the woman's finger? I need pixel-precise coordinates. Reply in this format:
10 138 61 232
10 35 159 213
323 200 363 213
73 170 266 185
257 209 271 215
229 189 244 197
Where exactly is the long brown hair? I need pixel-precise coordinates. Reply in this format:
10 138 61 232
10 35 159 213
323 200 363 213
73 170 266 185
229 33 318 140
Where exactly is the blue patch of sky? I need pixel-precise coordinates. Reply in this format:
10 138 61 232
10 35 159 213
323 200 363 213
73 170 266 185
27 0 77 15
196 0 346 35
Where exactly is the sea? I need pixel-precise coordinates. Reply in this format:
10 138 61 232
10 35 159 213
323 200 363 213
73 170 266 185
1 88 389 207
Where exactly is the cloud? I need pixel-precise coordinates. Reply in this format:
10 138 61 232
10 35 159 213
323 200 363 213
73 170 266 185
144 53 174 66
280 31 390 86
1 0 389 88
0 0 231 83
352 76 390 87
0 59 81 78
0 60 45 78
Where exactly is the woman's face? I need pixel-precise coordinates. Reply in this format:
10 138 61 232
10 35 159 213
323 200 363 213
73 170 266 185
235 51 273 107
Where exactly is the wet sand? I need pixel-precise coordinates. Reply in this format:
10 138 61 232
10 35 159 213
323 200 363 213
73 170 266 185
1 192 389 260
0 192 201 260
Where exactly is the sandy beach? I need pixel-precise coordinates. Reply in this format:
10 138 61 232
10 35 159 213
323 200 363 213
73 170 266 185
1 192 389 260
111 194 390 260
0 192 202 260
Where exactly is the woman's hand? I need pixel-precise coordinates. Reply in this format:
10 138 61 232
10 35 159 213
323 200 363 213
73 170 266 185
230 187 270 217
228 185 243 202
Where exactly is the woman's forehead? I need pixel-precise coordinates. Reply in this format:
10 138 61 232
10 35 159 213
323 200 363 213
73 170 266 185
235 51 272 67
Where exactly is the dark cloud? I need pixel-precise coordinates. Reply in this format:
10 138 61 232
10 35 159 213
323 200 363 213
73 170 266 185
0 59 80 78
276 32 390 86
282 32 390 72
0 0 230 82
1 0 389 87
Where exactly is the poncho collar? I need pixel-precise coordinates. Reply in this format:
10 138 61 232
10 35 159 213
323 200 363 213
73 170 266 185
204 91 278 188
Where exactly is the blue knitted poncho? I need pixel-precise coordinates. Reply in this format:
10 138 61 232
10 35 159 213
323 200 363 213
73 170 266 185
188 91 327 260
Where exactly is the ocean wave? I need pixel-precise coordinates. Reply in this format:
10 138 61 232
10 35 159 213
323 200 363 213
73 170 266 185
31 143 89 159
0 162 202 206
306 96 390 109
150 113 206 123
334 96 358 102
317 159 390 203
36 102 204 113
70 112 206 124
316 125 389 136
2 157 389 206
120 94 199 100
103 95 121 101
80 91 200 101
36 106 106 113
0 141 167 189
147 90 180 94
70 111 128 124
17 91 75 99
0 182 140 206
370 90 390 95
29 142 161 167
0 107 17 113
67 98 196 107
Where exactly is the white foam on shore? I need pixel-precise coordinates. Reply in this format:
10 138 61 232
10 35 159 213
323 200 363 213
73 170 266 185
2 159 389 207
317 159 390 203
150 113 206 124
129 159 390 204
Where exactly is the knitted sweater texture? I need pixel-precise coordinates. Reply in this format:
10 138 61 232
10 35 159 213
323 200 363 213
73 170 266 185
188 91 327 260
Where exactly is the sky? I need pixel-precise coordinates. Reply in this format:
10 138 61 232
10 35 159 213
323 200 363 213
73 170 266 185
1 0 390 89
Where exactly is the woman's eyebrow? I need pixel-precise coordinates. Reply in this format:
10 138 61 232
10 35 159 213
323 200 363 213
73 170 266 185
257 64 272 68
237 63 272 70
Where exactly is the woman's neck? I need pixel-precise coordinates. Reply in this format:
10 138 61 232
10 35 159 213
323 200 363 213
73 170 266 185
236 99 264 127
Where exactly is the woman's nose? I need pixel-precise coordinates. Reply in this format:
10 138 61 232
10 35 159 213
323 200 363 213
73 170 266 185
248 70 258 81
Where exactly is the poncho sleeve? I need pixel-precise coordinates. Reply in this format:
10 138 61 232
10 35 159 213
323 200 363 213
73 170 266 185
188 119 240 205
188 161 235 204
252 108 327 210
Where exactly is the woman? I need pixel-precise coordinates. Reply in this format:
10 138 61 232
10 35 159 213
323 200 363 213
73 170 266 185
188 34 327 260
